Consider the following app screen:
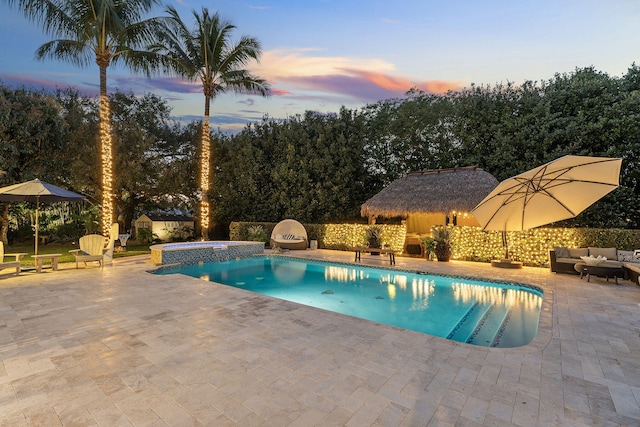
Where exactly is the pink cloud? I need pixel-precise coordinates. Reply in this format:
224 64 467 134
112 76 201 94
276 69 465 103
270 87 292 96
0 72 98 96
334 68 465 95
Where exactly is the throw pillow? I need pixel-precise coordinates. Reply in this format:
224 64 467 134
283 233 295 240
589 247 617 259
553 246 570 258
618 250 635 262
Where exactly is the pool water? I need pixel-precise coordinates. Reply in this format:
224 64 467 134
154 256 543 348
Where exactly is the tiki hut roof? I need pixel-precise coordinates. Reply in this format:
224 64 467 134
361 166 499 218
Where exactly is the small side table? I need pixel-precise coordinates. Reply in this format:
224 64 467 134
31 254 62 273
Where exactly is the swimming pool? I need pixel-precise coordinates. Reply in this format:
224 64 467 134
154 256 543 347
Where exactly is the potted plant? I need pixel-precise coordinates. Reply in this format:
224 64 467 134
365 225 383 255
421 237 438 261
432 226 452 262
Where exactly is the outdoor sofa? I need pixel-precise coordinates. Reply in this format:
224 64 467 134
550 246 640 284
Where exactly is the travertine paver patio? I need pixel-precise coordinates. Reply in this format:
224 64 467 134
0 250 639 426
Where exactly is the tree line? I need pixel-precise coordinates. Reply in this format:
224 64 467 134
3 0 270 239
1 64 639 243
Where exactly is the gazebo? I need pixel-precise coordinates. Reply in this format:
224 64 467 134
361 166 499 254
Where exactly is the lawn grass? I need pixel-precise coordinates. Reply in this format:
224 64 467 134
6 241 151 267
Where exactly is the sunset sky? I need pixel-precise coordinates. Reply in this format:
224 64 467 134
1 0 640 133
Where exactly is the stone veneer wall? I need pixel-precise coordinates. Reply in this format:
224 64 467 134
151 242 265 265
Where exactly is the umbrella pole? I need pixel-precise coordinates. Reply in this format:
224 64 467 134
35 198 39 255
502 229 509 261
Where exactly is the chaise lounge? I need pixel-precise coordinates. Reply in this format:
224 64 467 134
270 219 308 250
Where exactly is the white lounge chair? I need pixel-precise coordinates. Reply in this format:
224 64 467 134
270 219 308 250
0 242 26 276
70 223 119 268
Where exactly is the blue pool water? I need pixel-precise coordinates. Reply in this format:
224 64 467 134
154 256 543 347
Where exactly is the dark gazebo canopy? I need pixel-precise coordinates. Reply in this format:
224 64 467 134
361 166 499 219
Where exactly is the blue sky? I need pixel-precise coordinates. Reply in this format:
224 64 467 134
1 0 640 133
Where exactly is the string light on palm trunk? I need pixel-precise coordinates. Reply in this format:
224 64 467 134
100 95 114 238
200 119 211 235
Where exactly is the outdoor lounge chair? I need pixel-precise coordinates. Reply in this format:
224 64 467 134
70 224 119 268
270 219 308 250
0 242 26 276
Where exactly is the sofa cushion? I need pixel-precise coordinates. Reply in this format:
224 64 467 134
556 257 580 264
568 247 588 258
589 247 617 259
554 246 570 258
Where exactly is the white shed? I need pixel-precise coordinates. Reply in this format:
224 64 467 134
134 214 195 242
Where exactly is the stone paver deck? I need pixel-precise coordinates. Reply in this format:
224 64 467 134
0 250 639 426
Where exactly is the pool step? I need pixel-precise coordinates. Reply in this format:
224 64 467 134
446 303 493 343
466 303 511 347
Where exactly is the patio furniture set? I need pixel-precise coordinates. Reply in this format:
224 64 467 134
0 223 118 277
550 246 640 285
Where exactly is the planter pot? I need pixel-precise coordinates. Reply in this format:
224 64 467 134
435 246 452 262
368 237 381 255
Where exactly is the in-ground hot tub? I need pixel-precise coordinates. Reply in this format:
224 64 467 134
150 241 265 265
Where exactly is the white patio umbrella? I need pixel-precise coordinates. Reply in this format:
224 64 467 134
471 155 622 258
0 179 86 254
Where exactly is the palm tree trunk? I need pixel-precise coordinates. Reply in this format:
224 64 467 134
200 96 211 240
98 63 114 238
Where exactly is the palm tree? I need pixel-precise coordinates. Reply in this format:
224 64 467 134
152 6 270 240
4 0 163 236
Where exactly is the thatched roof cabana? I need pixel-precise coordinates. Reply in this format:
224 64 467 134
361 166 499 219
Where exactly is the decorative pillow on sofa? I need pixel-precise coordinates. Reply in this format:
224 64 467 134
589 247 617 259
283 233 295 240
553 246 570 258
580 255 607 265
568 247 588 258
618 250 636 262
